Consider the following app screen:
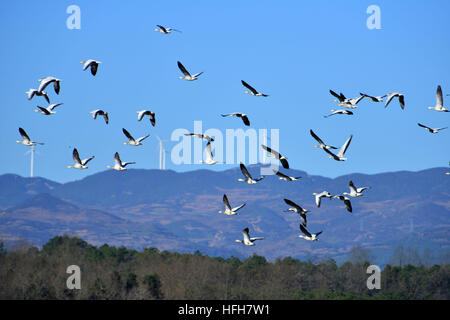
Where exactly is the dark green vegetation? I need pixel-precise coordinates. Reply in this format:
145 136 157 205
0 236 448 300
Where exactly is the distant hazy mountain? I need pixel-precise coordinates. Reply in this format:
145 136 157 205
0 165 449 265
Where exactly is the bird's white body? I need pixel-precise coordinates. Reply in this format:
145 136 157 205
428 85 448 112
67 148 94 170
343 181 369 198
219 195 245 216
37 76 61 94
238 163 264 184
235 228 264 246
80 60 101 76
26 89 50 104
16 128 43 147
312 191 333 207
34 103 63 115
122 128 149 146
106 152 135 171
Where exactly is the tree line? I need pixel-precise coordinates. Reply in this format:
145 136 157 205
0 236 448 299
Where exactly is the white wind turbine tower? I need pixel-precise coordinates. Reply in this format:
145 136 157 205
155 135 168 170
25 144 41 177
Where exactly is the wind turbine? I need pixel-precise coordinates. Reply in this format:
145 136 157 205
25 144 41 177
155 135 168 170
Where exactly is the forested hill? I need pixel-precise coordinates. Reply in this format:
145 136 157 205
0 165 449 266
0 236 448 300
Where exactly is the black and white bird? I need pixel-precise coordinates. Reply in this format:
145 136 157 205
221 113 250 126
428 85 448 112
360 93 386 102
106 152 135 171
330 90 364 108
184 133 214 141
261 144 289 169
273 169 301 181
310 129 337 150
284 199 309 227
16 128 44 146
37 76 61 95
34 103 63 116
238 162 264 184
26 89 50 104
241 80 268 97
343 180 370 198
218 194 246 216
385 92 405 110
333 195 353 213
137 110 156 126
154 25 181 34
298 225 322 241
312 191 333 208
324 109 354 118
122 128 150 146
80 59 101 76
90 109 109 124
235 227 264 246
417 123 447 134
323 135 353 161
177 61 203 81
200 141 221 165
67 148 95 170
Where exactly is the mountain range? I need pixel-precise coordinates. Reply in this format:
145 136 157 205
0 165 449 265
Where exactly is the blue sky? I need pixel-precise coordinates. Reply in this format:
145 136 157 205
0 0 449 183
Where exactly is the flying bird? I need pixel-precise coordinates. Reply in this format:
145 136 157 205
235 227 264 246
16 128 44 146
312 191 333 208
360 93 386 102
122 128 150 146
324 109 354 118
333 195 353 213
218 194 246 216
200 142 221 165
37 76 61 95
241 80 268 97
238 162 264 184
273 169 301 181
26 89 50 104
34 103 63 116
137 110 156 126
298 225 322 241
310 129 337 150
284 199 309 227
344 180 370 198
330 90 364 108
221 113 250 126
385 92 405 110
154 25 182 34
67 148 95 169
323 135 353 161
261 144 289 169
428 85 448 112
177 61 203 81
106 152 135 171
184 133 214 142
80 59 101 76
417 123 447 134
90 109 109 124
